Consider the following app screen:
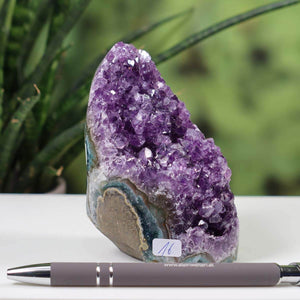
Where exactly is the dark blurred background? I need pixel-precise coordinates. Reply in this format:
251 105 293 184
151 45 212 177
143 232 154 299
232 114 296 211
61 0 300 195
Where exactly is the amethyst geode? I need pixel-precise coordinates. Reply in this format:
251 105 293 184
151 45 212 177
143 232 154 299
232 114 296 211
86 42 238 263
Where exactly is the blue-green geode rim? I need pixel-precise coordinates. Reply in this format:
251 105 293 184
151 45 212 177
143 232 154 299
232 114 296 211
85 128 237 263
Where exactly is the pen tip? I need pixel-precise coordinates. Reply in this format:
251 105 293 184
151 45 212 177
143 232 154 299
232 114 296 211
6 264 51 285
7 267 16 279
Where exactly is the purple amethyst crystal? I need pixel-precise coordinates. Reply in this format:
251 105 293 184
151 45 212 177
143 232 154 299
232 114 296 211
86 42 238 263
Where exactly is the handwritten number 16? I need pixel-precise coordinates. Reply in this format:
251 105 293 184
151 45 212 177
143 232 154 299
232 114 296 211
157 242 175 256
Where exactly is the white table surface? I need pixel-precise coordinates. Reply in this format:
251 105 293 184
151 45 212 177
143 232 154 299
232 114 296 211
0 194 299 300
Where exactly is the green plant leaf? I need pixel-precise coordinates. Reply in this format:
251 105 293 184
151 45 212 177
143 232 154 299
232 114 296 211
17 0 53 83
0 85 40 189
35 43 73 141
70 7 193 97
48 1 73 43
0 88 3 132
0 0 16 89
4 1 39 95
18 0 91 98
16 120 85 192
57 138 84 171
69 7 193 98
50 8 194 127
154 0 300 65
22 110 38 160
38 165 64 193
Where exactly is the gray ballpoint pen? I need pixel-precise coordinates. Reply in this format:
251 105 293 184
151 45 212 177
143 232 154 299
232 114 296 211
7 262 300 287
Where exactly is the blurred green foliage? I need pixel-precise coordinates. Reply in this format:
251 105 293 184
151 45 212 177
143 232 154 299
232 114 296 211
64 0 300 195
0 0 299 195
0 0 92 192
0 0 192 192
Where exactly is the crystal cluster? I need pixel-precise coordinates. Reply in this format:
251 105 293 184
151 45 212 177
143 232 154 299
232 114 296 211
86 42 238 263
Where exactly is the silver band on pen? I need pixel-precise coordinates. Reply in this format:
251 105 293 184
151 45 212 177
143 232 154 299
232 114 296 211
96 264 100 286
109 264 114 286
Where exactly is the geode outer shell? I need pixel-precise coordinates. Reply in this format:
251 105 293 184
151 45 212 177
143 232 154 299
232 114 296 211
85 42 239 263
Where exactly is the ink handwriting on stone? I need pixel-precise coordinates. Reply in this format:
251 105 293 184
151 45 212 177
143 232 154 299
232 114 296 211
86 42 239 263
158 241 175 256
